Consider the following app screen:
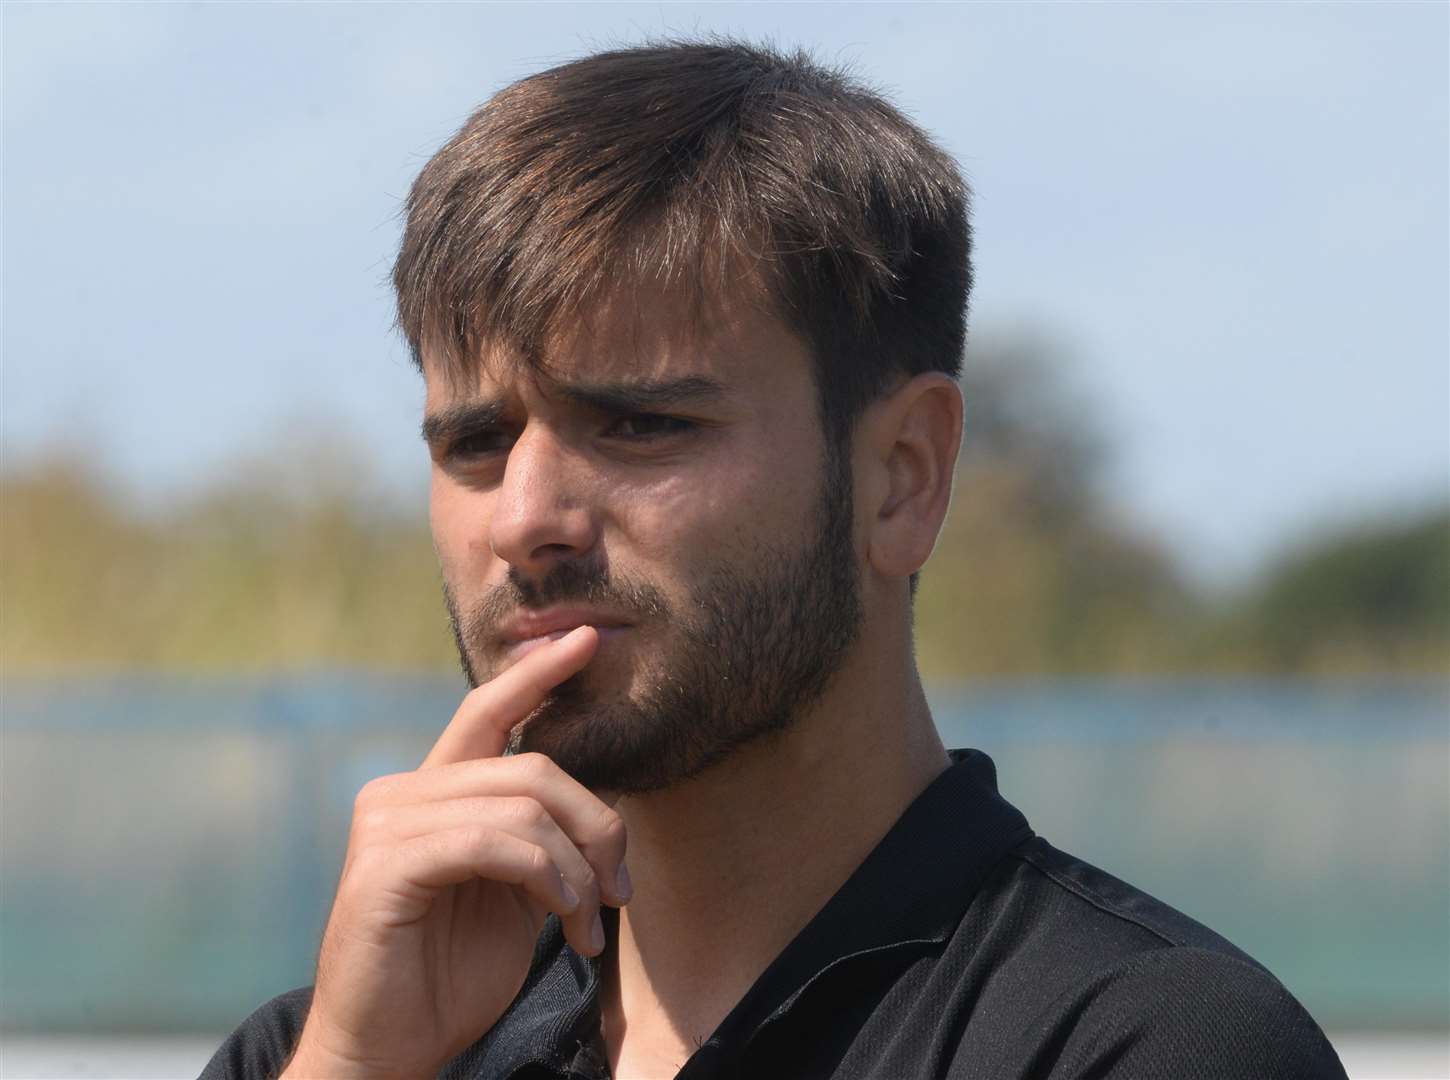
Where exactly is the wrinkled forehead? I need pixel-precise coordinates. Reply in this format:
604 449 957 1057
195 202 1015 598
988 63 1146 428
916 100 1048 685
420 273 798 405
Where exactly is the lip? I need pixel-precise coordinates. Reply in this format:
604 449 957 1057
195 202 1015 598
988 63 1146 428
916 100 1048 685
500 607 633 660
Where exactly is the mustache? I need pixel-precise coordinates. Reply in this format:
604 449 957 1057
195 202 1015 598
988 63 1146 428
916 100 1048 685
448 558 671 649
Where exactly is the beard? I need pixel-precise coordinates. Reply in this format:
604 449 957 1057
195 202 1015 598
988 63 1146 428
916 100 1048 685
441 445 863 795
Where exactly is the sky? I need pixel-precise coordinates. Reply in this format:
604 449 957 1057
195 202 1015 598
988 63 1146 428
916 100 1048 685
4 2 1447 584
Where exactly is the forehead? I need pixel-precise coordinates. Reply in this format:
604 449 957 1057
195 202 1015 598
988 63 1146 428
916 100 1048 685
421 281 815 409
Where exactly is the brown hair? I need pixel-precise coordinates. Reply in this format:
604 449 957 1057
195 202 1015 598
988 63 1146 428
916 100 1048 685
392 37 972 453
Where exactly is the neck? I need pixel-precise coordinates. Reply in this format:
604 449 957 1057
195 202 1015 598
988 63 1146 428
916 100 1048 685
598 621 949 1070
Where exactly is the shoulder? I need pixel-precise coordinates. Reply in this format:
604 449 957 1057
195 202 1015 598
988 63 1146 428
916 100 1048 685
1003 837 1265 960
1040 946 1348 1079
199 985 314 1080
949 838 1346 1078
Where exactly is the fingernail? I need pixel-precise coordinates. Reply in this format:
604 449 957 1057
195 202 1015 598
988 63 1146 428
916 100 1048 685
615 863 633 903
561 880 581 911
590 911 606 954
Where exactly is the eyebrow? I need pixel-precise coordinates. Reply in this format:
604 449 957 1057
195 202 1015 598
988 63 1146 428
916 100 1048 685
420 375 731 445
421 399 508 446
558 374 730 414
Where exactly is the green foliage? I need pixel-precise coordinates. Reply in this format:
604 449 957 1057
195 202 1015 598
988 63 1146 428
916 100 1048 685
914 337 1195 677
1235 512 1450 672
1 453 457 674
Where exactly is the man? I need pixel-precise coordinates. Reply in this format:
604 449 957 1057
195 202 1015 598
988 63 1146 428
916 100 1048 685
204 40 1345 1079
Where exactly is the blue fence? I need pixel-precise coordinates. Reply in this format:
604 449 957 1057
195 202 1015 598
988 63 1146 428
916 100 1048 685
3 677 1446 1033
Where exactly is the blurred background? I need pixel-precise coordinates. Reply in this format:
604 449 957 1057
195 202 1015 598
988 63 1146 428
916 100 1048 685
3 3 1446 1077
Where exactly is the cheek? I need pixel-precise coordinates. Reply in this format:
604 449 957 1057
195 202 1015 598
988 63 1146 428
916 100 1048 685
613 448 813 566
429 475 491 575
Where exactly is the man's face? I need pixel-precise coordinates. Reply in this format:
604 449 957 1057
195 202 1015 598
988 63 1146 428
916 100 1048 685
422 289 863 795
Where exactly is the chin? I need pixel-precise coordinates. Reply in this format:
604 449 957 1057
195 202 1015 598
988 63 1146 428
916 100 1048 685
508 664 626 753
510 687 704 796
511 701 628 789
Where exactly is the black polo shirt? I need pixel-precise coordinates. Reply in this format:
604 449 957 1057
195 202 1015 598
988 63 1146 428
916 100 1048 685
202 749 1346 1079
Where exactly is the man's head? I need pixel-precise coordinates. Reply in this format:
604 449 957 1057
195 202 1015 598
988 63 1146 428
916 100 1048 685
397 40 970 793
396 39 971 484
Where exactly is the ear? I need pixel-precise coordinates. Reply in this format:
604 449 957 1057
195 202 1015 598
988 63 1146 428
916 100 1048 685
857 372 964 581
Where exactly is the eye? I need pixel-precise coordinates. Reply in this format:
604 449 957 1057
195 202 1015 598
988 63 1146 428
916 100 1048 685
447 428 512 459
606 414 696 439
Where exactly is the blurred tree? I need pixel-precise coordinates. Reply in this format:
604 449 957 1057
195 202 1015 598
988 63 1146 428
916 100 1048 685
1237 510 1450 673
915 334 1194 679
1 443 455 674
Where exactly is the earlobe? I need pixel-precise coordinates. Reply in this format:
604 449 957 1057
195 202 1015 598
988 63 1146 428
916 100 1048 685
864 374 964 580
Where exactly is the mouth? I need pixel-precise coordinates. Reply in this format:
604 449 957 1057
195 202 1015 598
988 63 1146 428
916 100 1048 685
504 624 632 663
498 611 635 661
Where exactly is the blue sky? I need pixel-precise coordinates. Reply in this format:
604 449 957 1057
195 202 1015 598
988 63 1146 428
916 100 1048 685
4 2 1446 583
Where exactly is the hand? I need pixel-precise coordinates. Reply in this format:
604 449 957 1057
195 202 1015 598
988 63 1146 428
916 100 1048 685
281 626 630 1079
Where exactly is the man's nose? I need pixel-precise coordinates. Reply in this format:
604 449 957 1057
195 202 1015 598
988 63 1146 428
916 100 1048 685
488 423 599 573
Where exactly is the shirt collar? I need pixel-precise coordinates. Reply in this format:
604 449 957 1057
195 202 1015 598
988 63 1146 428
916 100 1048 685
459 747 1032 1079
676 747 1033 1076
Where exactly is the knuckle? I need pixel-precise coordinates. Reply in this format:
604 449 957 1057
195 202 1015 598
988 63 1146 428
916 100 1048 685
461 825 498 859
511 752 556 785
344 844 384 881
354 773 397 808
501 796 548 829
353 781 379 812
593 807 627 848
523 842 553 879
574 860 599 895
353 807 392 838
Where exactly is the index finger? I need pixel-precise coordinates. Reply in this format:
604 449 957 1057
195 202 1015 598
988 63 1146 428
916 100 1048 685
420 624 600 769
